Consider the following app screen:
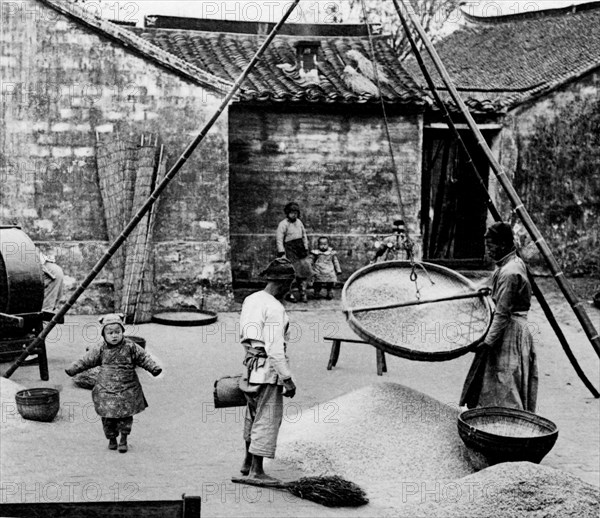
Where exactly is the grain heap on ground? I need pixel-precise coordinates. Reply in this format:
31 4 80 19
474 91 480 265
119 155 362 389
412 461 600 518
278 382 599 516
278 382 478 499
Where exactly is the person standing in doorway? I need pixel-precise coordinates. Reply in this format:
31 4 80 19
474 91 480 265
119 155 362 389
276 202 313 303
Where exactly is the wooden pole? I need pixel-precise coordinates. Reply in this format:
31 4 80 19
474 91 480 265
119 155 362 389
2 0 302 379
394 0 600 359
394 3 599 398
347 290 488 314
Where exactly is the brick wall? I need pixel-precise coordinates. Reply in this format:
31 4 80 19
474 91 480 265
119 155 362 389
228 105 423 282
0 0 233 313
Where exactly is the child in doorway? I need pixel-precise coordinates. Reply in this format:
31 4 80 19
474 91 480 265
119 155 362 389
276 202 313 303
311 236 342 300
65 313 162 453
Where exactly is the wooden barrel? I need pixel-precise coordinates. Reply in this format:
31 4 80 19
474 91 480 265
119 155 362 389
0 227 44 314
213 375 247 408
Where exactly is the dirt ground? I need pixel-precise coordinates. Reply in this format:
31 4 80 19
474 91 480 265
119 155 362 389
1 274 599 517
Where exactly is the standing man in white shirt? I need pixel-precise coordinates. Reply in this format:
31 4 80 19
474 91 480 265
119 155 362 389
237 257 297 486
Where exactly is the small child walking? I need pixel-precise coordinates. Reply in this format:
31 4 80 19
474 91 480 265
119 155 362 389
65 313 162 453
311 237 342 300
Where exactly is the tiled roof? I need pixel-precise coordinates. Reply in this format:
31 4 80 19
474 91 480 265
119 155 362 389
405 3 600 112
128 20 428 106
36 1 427 106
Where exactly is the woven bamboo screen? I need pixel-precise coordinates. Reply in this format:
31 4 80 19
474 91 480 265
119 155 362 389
95 133 165 323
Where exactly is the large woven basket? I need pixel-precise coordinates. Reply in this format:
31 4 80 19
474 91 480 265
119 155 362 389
342 261 492 361
15 388 60 422
213 375 247 408
458 407 558 465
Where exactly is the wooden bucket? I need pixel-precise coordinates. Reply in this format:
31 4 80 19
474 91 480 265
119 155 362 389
213 375 247 408
0 226 44 314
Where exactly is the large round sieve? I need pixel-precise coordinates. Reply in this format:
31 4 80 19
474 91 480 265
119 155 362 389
342 261 492 361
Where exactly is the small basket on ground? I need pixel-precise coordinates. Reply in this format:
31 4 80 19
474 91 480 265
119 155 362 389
458 406 558 466
127 335 146 349
73 367 100 389
15 388 60 422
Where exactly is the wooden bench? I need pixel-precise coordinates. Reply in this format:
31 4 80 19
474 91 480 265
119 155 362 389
0 494 201 517
324 336 388 376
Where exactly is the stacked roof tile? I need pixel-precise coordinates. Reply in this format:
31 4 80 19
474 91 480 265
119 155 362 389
405 2 600 112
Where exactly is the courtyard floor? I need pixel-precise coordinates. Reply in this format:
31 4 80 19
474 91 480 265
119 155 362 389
1 276 599 517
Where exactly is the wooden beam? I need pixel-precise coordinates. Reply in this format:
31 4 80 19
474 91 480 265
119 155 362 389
0 495 201 518
425 123 503 130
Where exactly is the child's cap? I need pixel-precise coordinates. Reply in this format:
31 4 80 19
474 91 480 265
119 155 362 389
99 313 125 334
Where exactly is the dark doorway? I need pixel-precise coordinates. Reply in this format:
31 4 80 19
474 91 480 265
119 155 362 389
421 128 495 267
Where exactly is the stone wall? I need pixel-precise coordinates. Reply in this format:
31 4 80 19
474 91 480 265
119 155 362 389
0 0 233 314
228 105 424 282
498 70 600 276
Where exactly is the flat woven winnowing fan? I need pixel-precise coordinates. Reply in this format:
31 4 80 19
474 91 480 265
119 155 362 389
342 261 493 361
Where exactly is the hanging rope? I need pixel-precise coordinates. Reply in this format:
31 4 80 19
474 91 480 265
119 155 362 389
392 0 599 398
359 0 411 240
393 0 600 364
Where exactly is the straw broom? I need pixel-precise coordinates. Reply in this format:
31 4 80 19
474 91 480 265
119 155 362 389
232 475 368 507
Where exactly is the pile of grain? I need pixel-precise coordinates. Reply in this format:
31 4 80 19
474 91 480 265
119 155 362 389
278 382 599 516
278 382 477 501
411 462 600 517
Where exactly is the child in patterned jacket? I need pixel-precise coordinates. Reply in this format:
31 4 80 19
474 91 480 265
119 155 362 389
65 313 162 453
311 237 342 300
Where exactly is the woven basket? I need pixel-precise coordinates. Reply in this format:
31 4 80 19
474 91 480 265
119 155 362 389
15 388 60 422
73 367 100 390
213 375 247 408
458 406 558 465
126 335 146 349
342 261 492 361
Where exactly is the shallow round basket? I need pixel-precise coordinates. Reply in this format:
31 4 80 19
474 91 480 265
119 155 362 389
151 309 218 327
458 407 559 465
342 261 492 361
73 367 100 390
126 335 146 349
15 388 60 422
213 375 247 408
